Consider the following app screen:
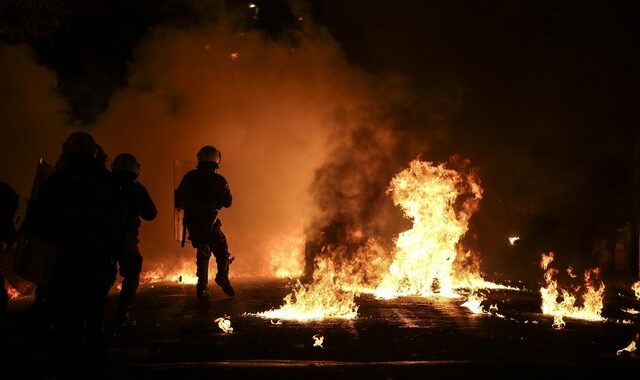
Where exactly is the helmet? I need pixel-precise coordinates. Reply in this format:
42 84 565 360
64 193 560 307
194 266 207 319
196 145 222 164
96 145 107 167
62 131 97 157
111 153 140 177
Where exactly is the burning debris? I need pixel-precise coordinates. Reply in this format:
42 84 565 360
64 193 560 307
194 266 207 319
616 334 638 356
312 334 324 348
539 252 606 324
214 315 234 334
621 308 640 315
508 236 520 245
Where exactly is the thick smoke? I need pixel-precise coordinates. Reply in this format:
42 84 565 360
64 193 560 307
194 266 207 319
0 7 451 278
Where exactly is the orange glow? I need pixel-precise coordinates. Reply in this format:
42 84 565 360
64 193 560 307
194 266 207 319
268 232 304 279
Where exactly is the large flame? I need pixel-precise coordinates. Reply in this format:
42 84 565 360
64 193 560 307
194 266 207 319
255 257 358 321
374 159 496 299
539 252 605 323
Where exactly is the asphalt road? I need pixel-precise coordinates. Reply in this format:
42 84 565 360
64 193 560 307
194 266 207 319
3 279 640 379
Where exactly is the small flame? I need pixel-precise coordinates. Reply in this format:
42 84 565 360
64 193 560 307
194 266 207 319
214 315 233 333
6 286 22 300
461 293 485 314
230 52 240 61
540 252 554 270
508 236 520 245
621 308 640 315
539 253 606 324
140 261 199 285
616 334 638 356
312 334 324 348
552 315 566 330
566 266 577 279
632 281 640 300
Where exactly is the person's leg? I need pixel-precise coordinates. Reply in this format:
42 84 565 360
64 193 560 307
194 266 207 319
209 226 234 296
116 242 142 327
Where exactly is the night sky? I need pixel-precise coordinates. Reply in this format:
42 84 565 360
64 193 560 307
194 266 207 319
1 0 638 282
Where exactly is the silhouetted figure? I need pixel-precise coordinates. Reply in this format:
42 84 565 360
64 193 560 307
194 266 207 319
0 181 19 319
32 132 119 372
111 153 157 329
175 146 234 298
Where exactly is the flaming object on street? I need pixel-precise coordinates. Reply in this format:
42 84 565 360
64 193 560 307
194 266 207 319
540 252 605 324
214 315 234 333
616 334 638 356
312 334 324 348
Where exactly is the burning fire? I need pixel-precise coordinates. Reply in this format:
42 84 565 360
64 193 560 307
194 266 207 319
374 159 500 299
539 252 606 324
632 281 640 300
6 286 23 300
461 293 486 314
508 236 520 245
616 334 638 356
312 334 324 348
214 315 234 333
255 257 358 321
140 261 199 285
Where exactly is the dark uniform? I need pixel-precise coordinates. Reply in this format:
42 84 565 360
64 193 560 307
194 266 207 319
112 158 156 326
32 133 119 365
0 181 19 318
175 156 234 297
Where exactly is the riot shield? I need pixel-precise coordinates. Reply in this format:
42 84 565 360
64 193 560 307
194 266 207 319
9 158 56 291
174 159 196 245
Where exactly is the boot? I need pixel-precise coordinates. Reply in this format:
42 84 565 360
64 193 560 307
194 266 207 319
215 276 235 297
197 282 209 298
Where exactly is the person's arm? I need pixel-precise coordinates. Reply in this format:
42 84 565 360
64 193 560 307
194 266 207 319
136 183 157 221
218 176 232 209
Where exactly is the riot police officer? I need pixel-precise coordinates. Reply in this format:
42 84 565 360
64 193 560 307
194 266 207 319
111 153 156 328
175 146 234 298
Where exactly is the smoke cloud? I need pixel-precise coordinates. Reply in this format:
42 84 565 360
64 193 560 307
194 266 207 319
0 9 451 278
